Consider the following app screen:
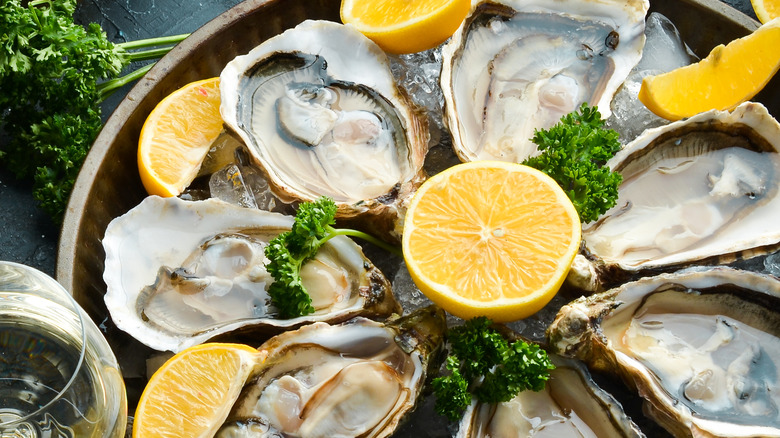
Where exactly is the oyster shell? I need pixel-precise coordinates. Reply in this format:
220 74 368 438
441 0 648 163
220 20 428 242
570 102 780 292
457 353 645 437
102 196 399 353
547 267 780 438
216 305 446 437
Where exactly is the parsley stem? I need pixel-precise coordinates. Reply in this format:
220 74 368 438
97 62 154 101
324 229 403 258
125 46 176 62
117 34 190 50
95 34 191 100
95 35 190 101
28 0 47 28
28 0 49 8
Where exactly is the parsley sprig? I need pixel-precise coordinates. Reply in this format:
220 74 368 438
264 196 402 319
0 0 188 221
523 103 623 223
432 317 555 421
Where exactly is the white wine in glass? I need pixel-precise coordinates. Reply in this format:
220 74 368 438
0 261 127 437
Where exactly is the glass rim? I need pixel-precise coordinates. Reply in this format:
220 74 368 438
0 260 88 428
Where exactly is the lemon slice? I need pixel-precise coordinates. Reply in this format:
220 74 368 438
133 343 263 438
137 77 223 197
638 18 780 121
402 161 581 322
340 0 470 54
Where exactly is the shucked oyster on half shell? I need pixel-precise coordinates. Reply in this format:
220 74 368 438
547 267 780 438
216 305 446 438
440 0 648 163
457 353 645 437
102 196 399 353
568 102 780 292
219 20 428 242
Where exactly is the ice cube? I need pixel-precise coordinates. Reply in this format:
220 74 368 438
233 147 296 215
506 293 572 343
636 12 698 73
197 132 245 178
605 70 670 143
389 47 445 134
392 264 435 314
208 164 258 209
606 13 699 143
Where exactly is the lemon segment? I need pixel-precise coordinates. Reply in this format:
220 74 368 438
137 77 223 197
638 18 780 121
340 0 470 54
133 343 263 438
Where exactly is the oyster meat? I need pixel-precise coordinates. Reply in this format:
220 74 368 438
220 20 428 241
457 354 645 437
548 267 780 437
570 102 780 291
441 0 648 162
216 305 446 437
102 196 399 352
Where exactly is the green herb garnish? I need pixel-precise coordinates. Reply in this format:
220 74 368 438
432 316 555 421
523 102 622 223
264 196 402 319
0 0 188 221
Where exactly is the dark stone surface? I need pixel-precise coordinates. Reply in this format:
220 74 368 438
0 168 59 277
725 0 759 19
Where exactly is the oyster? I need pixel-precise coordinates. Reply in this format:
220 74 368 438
570 102 780 292
102 196 399 353
547 267 780 438
440 0 648 163
457 354 645 437
220 20 428 241
216 305 446 437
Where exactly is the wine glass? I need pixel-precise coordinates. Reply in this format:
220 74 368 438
0 261 127 437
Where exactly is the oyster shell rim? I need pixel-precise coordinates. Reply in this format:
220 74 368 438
221 306 447 437
102 195 399 353
571 102 780 293
440 0 650 163
548 266 780 438
218 19 430 238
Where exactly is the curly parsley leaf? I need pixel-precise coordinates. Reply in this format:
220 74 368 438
432 317 555 421
0 0 187 222
474 340 554 404
447 316 508 379
432 356 471 421
264 196 401 319
264 198 338 318
28 111 101 219
523 102 623 223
